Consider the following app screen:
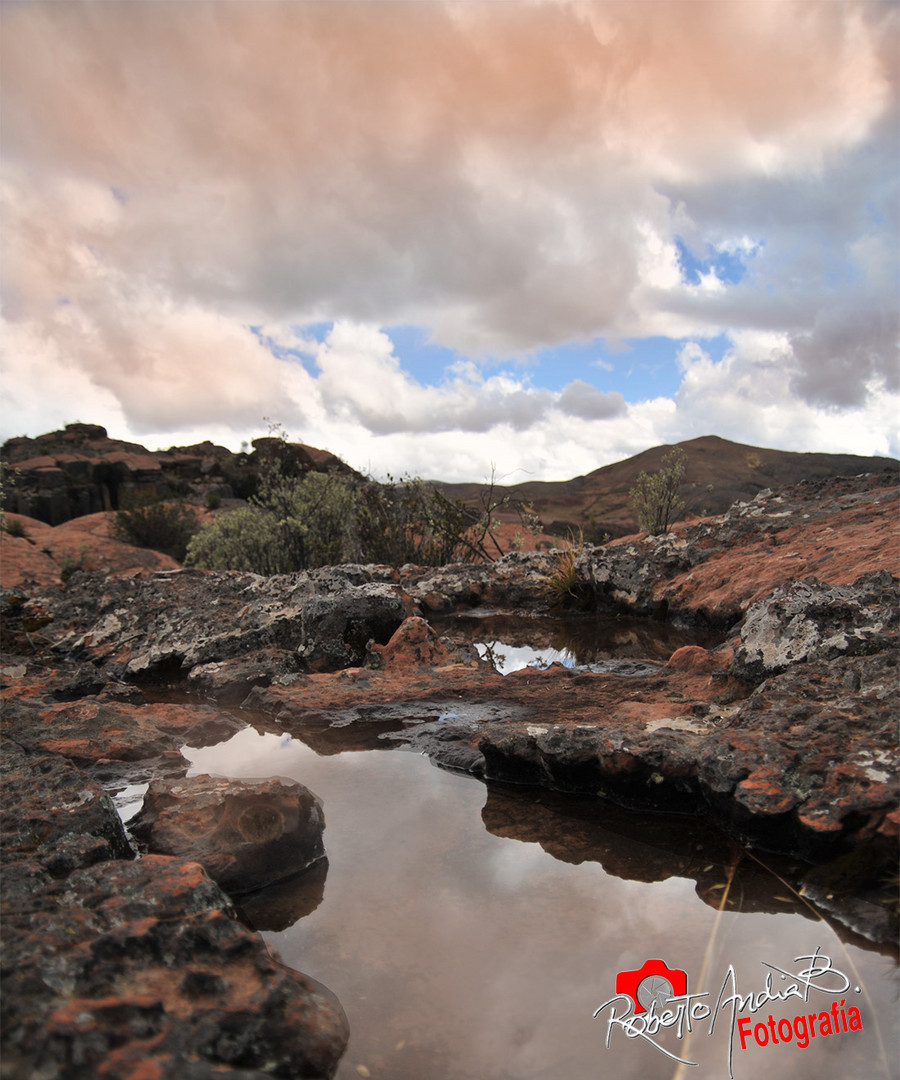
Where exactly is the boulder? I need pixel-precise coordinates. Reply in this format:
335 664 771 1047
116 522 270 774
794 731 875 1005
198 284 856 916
130 774 326 896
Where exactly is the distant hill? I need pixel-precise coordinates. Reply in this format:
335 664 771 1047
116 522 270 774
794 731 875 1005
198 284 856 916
433 436 898 540
3 426 896 541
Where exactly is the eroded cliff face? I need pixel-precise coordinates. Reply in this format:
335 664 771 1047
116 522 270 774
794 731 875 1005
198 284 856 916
1 469 898 1075
1 422 358 526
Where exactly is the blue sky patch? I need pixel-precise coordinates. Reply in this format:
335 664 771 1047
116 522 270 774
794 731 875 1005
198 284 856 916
674 237 754 287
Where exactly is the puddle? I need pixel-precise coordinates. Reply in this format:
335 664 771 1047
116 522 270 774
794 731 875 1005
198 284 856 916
431 611 724 674
112 781 149 824
184 726 898 1080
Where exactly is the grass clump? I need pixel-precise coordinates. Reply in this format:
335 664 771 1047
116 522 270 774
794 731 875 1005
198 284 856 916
3 517 28 539
545 529 587 606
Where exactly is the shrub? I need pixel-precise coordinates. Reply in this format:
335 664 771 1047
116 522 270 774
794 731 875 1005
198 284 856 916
60 545 88 584
185 428 534 575
185 471 479 574
111 495 200 562
630 448 687 535
184 506 295 574
3 517 27 539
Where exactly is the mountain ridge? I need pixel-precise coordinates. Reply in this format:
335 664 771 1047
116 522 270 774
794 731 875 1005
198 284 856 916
432 434 898 538
2 424 896 539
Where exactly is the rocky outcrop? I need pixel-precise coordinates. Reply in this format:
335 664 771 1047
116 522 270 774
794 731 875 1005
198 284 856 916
0 511 180 589
33 565 417 679
1 459 897 1072
576 470 899 624
1 690 243 788
130 775 326 896
0 735 349 1080
3 852 349 1080
731 570 897 679
0 734 133 872
2 474 895 864
1 423 360 526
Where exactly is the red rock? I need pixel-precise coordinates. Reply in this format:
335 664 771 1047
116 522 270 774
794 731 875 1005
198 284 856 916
130 775 326 896
1 512 178 589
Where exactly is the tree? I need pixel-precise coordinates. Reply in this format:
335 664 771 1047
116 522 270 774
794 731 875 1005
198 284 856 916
629 448 687 535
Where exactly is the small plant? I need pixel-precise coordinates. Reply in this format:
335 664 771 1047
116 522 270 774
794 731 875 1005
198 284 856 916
206 491 222 511
544 529 585 606
59 544 89 584
630 447 687 535
111 494 200 562
3 517 28 539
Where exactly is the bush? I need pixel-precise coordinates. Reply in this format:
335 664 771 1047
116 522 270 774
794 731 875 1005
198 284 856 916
630 448 687 535
184 506 295 574
111 495 200 562
3 517 27 539
185 471 479 574
185 427 534 575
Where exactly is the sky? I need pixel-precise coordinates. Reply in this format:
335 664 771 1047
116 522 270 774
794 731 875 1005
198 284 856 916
1 0 898 483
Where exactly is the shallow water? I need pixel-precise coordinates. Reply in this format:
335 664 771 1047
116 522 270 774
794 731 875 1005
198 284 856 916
184 726 898 1080
430 610 724 674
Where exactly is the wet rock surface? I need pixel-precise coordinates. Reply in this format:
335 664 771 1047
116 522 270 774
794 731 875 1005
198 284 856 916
130 774 327 896
2 854 349 1080
0 738 348 1080
1 467 898 1069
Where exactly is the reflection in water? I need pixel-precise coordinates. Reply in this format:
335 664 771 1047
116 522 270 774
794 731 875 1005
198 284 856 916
482 785 819 922
185 727 897 1080
234 857 329 932
431 610 724 674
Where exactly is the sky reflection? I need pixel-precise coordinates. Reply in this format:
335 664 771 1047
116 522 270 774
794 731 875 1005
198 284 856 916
184 727 897 1080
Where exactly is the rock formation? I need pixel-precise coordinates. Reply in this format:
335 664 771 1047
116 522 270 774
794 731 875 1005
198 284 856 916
1 422 359 526
1 463 897 1074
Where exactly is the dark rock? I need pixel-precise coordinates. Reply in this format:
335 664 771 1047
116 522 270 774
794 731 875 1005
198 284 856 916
0 735 132 865
130 774 326 896
187 648 302 703
295 581 419 671
1 855 348 1080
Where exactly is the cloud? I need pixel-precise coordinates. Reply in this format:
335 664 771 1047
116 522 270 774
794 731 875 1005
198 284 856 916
790 301 900 407
674 332 900 459
0 0 896 473
312 322 624 436
557 379 626 421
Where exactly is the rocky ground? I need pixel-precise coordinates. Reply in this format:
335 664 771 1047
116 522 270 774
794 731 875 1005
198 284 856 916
1 468 898 1076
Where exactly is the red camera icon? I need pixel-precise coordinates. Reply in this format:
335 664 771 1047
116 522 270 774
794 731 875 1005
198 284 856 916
616 958 688 1014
